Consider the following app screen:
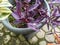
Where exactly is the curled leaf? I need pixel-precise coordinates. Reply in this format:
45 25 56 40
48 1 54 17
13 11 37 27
0 7 12 20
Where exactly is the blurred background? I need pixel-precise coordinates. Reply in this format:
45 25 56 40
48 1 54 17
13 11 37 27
0 0 60 45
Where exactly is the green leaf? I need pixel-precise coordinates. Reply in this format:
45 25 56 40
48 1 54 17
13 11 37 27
0 0 2 3
0 7 12 20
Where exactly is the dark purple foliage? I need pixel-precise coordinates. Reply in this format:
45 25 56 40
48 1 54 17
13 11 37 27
44 1 60 31
10 0 60 31
10 0 46 31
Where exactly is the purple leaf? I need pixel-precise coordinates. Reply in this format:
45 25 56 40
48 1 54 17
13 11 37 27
13 19 22 24
21 12 26 18
46 18 50 30
35 16 44 23
12 12 20 20
52 21 60 26
27 23 39 31
15 0 22 17
24 0 31 3
29 11 37 17
28 0 41 11
49 0 60 4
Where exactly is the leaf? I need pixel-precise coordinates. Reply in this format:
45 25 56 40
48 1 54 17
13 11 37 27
0 0 2 3
28 0 41 11
27 23 39 31
0 7 12 20
24 0 31 3
11 12 20 20
0 0 12 7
